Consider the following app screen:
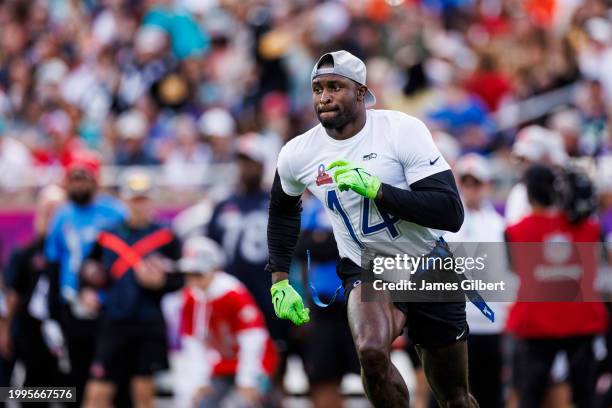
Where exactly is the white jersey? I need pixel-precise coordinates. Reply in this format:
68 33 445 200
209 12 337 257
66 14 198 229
277 109 450 265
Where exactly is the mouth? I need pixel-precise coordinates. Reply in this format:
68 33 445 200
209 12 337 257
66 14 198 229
318 107 339 114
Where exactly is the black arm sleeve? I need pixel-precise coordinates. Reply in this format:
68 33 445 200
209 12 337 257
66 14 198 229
374 169 464 232
266 171 302 274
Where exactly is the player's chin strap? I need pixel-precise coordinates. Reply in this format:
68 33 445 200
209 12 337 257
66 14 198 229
307 250 343 308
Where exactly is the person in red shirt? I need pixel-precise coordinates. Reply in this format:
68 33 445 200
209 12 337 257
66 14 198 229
505 164 607 408
464 53 513 112
177 236 278 408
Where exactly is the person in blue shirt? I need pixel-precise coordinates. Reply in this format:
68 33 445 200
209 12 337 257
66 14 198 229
45 152 126 404
295 192 360 408
81 170 183 408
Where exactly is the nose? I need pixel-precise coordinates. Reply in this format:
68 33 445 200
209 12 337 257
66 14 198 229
319 89 332 104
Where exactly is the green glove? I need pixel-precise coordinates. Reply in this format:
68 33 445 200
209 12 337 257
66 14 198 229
328 160 381 199
270 280 310 326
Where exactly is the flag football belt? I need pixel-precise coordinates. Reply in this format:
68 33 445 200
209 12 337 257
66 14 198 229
308 239 495 322
415 238 494 322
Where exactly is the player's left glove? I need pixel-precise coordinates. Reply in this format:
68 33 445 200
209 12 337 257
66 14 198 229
270 280 310 326
328 160 381 199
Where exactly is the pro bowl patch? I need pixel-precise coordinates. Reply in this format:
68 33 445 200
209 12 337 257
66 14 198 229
315 164 333 186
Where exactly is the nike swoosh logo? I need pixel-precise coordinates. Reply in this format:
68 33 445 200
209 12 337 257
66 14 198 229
430 156 440 165
274 291 285 312
456 328 466 340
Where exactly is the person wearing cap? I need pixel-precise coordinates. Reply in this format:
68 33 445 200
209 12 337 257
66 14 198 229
176 236 278 408
445 153 510 408
207 133 290 396
267 50 475 407
45 151 126 404
115 110 159 166
81 170 183 408
505 125 568 226
198 108 237 164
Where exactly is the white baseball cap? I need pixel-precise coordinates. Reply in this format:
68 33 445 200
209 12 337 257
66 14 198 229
237 133 268 165
178 236 226 274
512 125 568 166
311 50 376 107
116 110 147 140
455 153 491 183
198 108 236 138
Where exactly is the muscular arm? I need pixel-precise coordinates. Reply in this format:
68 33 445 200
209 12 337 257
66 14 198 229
266 172 302 283
375 170 464 232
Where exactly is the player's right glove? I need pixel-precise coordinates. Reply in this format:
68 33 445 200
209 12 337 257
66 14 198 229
271 279 310 326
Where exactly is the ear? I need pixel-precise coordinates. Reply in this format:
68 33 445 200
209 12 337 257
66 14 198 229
356 85 367 102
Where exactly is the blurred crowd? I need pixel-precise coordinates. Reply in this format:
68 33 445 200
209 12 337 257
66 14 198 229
0 0 611 193
1 0 612 407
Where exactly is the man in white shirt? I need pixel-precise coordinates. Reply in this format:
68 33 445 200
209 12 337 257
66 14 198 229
446 153 510 407
266 51 478 407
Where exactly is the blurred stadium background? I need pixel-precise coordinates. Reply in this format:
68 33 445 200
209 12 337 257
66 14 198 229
0 0 612 407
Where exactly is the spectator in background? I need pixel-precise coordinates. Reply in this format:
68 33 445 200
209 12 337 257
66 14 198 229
577 17 612 104
549 108 584 157
446 153 510 408
427 80 494 153
575 79 610 156
163 114 212 189
34 110 81 167
197 108 236 164
464 53 514 112
114 109 159 166
45 151 126 404
505 164 608 408
178 236 278 408
115 25 171 110
1 185 66 400
0 121 33 191
505 125 568 225
207 133 289 399
82 170 183 408
295 192 360 408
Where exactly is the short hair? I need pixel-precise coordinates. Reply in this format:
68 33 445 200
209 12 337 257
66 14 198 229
524 164 557 207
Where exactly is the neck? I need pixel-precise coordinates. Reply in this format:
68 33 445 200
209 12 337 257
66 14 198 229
198 272 216 290
127 216 151 229
466 202 481 211
325 109 367 140
240 184 262 195
530 204 553 214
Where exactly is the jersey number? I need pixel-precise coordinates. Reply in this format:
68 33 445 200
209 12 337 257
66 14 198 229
326 190 400 249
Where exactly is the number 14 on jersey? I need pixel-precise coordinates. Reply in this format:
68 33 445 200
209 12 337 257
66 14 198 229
326 189 401 249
